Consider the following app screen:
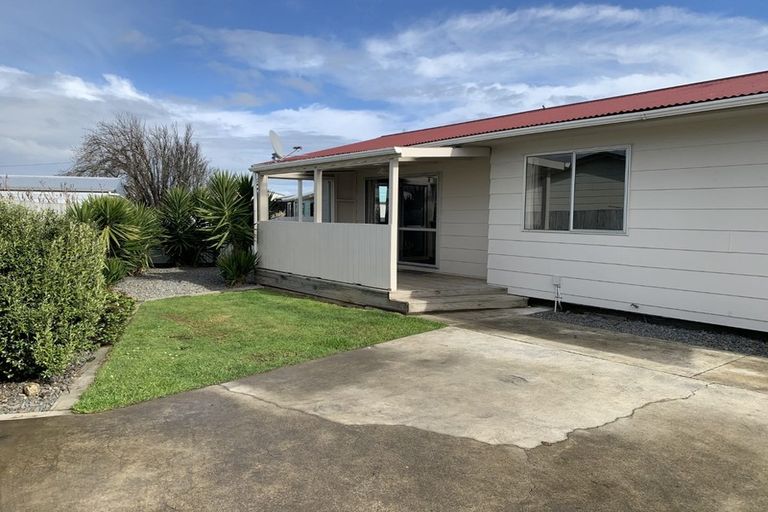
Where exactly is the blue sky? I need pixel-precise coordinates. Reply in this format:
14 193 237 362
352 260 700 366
1 0 767 191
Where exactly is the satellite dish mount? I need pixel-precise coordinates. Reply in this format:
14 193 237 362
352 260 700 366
269 130 302 161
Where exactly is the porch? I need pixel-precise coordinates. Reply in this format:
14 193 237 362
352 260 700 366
251 145 527 313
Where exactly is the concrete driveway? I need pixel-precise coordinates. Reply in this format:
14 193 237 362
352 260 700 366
2 310 767 511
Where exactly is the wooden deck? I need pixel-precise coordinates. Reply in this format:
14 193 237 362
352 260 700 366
391 270 528 313
257 268 527 314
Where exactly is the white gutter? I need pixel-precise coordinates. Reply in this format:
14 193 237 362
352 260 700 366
250 146 488 174
250 147 401 174
250 92 768 173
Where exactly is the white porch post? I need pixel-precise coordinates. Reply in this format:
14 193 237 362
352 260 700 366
254 172 268 254
252 173 259 253
297 178 303 222
313 168 323 223
388 158 399 291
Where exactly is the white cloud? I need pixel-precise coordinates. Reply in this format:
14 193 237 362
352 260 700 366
189 26 345 72
0 68 396 177
184 3 768 127
53 74 108 102
3 4 768 184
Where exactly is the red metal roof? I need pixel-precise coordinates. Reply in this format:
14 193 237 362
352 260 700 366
284 70 768 162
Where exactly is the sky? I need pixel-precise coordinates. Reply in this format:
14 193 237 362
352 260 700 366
1 0 767 194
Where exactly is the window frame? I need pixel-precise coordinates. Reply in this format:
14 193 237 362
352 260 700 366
363 172 442 270
522 144 631 235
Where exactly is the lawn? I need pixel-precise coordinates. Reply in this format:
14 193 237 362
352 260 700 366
75 290 442 413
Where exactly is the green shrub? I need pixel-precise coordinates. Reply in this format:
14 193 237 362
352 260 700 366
68 195 160 279
198 171 253 251
158 187 210 265
104 257 129 286
92 290 136 346
132 204 162 270
0 202 107 379
217 248 257 286
197 172 255 286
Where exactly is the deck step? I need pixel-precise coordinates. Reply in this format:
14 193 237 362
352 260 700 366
399 293 528 314
389 285 508 300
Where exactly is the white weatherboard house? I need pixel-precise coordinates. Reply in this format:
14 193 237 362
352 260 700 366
1 176 124 212
251 71 768 332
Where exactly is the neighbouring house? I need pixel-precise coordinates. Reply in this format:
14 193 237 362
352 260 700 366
251 71 768 331
276 192 313 221
274 185 333 222
1 175 124 212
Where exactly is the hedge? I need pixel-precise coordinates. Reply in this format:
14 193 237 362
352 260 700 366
0 202 108 379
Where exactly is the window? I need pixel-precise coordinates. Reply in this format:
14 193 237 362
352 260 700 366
524 153 572 231
524 148 627 231
365 179 389 224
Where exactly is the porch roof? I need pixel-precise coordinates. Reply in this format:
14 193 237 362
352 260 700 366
250 146 489 176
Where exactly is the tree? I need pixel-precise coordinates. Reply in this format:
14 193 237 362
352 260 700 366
68 113 209 206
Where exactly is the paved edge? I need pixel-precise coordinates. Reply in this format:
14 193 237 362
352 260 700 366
0 346 110 422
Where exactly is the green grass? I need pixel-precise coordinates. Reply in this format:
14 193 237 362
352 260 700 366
74 290 442 413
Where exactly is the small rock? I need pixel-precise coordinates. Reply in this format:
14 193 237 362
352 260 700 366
22 383 41 397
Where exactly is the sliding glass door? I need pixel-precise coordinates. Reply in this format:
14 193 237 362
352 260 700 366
366 176 438 267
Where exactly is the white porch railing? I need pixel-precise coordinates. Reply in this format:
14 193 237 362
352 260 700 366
257 221 391 290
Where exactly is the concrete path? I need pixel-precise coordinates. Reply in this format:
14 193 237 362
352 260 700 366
1 312 767 511
425 309 768 392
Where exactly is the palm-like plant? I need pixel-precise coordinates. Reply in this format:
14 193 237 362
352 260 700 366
217 248 258 286
198 171 253 251
158 187 208 265
103 257 129 286
132 204 162 271
197 171 256 285
68 195 160 279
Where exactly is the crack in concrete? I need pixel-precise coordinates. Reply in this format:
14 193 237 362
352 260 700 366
218 383 341 425
690 356 746 378
537 383 711 450
517 383 713 503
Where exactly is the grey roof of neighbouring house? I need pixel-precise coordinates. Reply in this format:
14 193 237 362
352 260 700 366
1 175 124 194
278 192 315 202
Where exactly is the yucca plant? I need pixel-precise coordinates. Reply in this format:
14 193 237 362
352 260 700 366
198 171 253 251
158 187 209 265
68 195 160 280
197 171 256 285
103 257 129 286
68 195 139 259
217 248 257 286
132 204 162 271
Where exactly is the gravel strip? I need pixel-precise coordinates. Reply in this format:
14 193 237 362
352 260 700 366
534 309 768 357
114 266 259 302
0 351 94 414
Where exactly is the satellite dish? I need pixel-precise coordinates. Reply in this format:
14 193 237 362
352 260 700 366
268 129 303 161
269 130 285 161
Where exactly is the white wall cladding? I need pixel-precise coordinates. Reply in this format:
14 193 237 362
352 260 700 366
435 159 490 278
487 105 768 331
258 221 391 289
353 159 491 279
